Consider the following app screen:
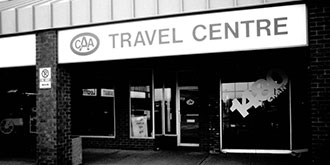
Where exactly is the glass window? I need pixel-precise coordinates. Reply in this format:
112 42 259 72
222 68 290 149
0 67 36 136
154 71 176 135
71 67 115 137
130 70 154 138
0 67 36 156
155 88 163 135
164 86 175 134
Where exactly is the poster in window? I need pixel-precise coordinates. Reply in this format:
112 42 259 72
82 89 97 96
131 116 148 137
101 89 114 97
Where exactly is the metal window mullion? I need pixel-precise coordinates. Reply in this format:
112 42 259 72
289 80 292 150
152 69 155 138
219 79 223 151
162 85 166 135
129 81 132 138
176 71 180 145
113 84 117 138
166 89 171 133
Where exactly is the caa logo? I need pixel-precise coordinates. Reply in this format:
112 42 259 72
70 32 100 56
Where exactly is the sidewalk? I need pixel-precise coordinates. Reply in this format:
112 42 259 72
0 148 309 165
82 148 309 165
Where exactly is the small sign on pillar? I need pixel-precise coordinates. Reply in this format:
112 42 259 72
39 67 51 89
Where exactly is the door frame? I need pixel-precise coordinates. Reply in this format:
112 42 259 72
177 86 199 147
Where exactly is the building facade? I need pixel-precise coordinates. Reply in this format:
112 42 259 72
0 0 329 164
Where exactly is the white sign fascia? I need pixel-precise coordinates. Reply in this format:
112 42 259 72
0 35 36 68
58 4 307 64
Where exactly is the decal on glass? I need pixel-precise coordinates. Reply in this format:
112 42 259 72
230 69 288 118
82 89 97 96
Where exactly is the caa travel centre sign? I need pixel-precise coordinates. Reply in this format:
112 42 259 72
58 4 307 64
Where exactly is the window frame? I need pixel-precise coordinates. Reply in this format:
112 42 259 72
154 70 177 136
219 70 293 154
72 85 116 139
129 69 155 139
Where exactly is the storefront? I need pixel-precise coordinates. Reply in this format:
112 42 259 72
0 35 36 156
57 3 308 154
65 48 309 152
1 0 329 164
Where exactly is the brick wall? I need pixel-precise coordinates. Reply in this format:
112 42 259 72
199 73 220 153
307 0 330 164
207 96 220 154
36 30 72 164
57 67 72 164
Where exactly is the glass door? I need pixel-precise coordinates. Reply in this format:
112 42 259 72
178 86 200 146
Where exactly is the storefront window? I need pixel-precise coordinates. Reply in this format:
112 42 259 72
0 66 36 155
0 67 36 136
164 87 175 134
71 67 116 137
221 68 290 150
155 88 163 135
154 71 176 135
130 70 154 138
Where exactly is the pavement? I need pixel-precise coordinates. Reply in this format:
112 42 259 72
82 148 309 165
0 148 310 165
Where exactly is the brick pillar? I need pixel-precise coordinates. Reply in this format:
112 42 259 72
308 0 330 164
199 73 220 153
36 30 72 164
